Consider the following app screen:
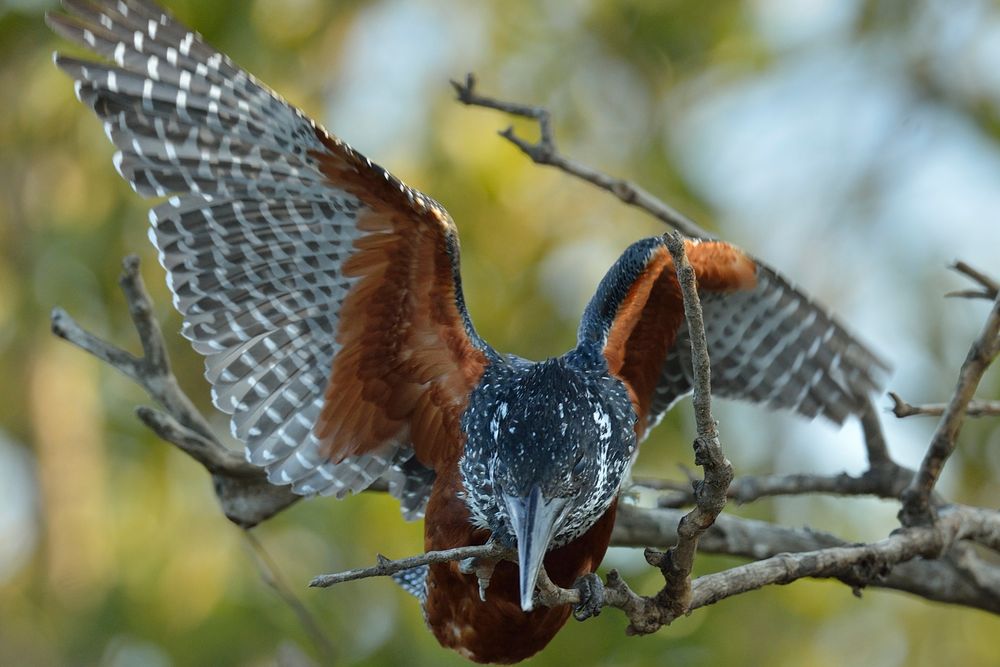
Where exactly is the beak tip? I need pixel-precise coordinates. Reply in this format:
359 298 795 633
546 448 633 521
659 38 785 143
506 487 564 617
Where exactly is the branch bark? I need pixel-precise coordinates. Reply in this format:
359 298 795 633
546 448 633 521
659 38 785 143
948 261 999 300
311 542 509 589
900 293 1000 525
451 73 712 239
51 256 301 528
889 392 1000 419
687 505 1000 613
310 500 1000 616
640 233 732 625
613 503 1000 611
651 465 912 508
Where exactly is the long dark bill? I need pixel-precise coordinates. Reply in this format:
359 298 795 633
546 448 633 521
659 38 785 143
504 486 567 612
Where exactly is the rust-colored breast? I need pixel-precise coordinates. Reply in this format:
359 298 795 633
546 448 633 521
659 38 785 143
422 471 618 664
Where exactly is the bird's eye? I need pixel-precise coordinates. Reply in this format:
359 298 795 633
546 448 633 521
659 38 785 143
572 453 587 477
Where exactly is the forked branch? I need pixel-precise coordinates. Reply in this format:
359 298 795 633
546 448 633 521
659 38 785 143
51 256 301 527
451 73 712 239
641 233 732 626
948 261 999 300
899 292 1000 525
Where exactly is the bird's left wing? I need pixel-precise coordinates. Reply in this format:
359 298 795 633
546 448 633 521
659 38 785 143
48 0 489 517
577 236 889 439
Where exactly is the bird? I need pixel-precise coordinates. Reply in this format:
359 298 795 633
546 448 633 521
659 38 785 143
48 1 889 663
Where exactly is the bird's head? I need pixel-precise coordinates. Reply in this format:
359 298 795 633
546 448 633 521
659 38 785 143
460 357 636 611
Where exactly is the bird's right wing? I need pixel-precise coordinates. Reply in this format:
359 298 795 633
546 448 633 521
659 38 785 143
48 0 489 517
578 237 889 439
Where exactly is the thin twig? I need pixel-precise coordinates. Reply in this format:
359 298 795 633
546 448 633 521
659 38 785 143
950 261 999 300
121 256 216 440
655 466 912 508
51 256 301 527
638 233 732 626
51 256 214 440
900 294 1000 525
859 399 892 464
136 406 258 475
629 476 689 492
245 531 337 663
947 289 997 300
889 392 1000 419
50 306 143 379
310 542 510 588
451 73 712 239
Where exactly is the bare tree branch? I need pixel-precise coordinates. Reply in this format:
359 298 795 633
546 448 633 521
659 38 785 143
859 399 892 464
637 462 909 506
687 505 1000 612
727 466 907 503
451 73 712 239
309 499 1000 618
245 532 337 663
651 465 912 508
523 502 1000 630
51 256 301 528
900 294 1000 525
615 503 1000 582
889 392 1000 419
613 503 843 555
135 406 254 475
310 542 510 589
950 261 999 300
641 233 733 622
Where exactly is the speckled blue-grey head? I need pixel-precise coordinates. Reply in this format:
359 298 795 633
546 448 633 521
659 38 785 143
459 356 637 611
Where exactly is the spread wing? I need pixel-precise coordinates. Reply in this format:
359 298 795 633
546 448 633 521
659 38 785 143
578 237 889 439
48 0 490 517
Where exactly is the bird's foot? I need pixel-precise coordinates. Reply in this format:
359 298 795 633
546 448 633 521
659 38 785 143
458 557 478 575
460 556 499 602
572 572 605 621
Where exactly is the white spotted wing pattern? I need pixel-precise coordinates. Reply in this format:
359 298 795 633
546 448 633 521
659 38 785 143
49 0 483 518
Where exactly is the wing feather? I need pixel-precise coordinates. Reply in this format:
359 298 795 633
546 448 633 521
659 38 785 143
579 237 889 439
50 0 489 517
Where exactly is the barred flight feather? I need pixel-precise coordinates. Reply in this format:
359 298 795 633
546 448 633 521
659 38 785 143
49 0 483 518
648 263 889 430
581 238 889 436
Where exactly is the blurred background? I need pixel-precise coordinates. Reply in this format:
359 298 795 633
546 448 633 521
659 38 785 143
2 0 999 665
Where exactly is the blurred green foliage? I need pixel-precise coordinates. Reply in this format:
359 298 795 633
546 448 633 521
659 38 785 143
2 0 999 666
